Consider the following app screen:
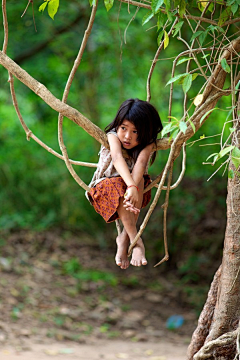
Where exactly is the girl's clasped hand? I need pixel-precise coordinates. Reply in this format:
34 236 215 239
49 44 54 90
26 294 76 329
87 98 163 269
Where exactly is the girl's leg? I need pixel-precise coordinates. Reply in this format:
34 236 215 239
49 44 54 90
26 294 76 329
116 178 147 267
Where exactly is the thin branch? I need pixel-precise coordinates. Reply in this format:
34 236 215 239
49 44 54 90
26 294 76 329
147 18 178 102
145 142 186 192
57 0 98 192
119 0 240 26
8 75 97 167
154 161 173 267
2 0 8 53
127 128 183 256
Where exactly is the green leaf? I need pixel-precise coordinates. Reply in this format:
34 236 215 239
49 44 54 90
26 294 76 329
218 7 231 26
200 108 218 124
47 0 59 19
157 12 167 30
231 147 240 169
104 0 114 11
221 58 231 73
231 2 239 14
218 145 234 158
172 21 184 37
179 121 187 134
169 128 179 142
142 11 154 25
192 73 199 81
166 73 187 86
164 30 169 49
152 0 164 14
176 57 194 65
199 30 208 45
206 153 218 161
179 0 186 17
190 31 203 42
161 123 177 137
228 169 235 179
188 119 196 133
157 30 164 46
182 73 192 93
39 1 48 12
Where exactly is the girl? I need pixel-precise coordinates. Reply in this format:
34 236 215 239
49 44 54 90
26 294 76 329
87 99 163 269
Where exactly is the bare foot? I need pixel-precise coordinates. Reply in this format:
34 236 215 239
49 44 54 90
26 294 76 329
130 238 147 267
115 234 130 270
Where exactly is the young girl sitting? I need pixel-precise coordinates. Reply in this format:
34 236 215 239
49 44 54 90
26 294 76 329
87 99 163 270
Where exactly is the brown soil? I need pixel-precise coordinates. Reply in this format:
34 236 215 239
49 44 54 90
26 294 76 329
0 230 198 359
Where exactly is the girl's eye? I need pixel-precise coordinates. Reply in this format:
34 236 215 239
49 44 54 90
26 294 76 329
133 130 138 134
121 126 126 130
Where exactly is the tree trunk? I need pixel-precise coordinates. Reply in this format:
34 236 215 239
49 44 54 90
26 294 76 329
188 122 240 359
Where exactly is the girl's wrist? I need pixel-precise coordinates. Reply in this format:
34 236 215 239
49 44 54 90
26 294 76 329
126 184 139 192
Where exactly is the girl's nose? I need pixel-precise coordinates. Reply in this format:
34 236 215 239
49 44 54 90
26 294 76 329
125 131 131 139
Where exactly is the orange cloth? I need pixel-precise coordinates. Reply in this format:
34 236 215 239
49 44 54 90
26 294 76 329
88 175 151 223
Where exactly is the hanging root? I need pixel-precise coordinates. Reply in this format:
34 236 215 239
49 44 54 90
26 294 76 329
154 161 173 267
57 0 99 192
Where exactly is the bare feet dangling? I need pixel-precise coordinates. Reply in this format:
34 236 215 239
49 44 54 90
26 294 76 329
115 234 130 270
130 238 147 267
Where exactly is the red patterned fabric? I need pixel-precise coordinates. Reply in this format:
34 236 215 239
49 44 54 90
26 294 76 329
88 175 151 223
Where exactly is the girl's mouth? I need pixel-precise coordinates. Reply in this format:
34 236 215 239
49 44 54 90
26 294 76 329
123 142 131 147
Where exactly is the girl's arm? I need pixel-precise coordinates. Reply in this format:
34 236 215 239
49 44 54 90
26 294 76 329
131 143 154 185
108 134 139 207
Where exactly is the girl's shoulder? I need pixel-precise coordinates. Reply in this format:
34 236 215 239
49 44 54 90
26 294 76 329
107 128 118 138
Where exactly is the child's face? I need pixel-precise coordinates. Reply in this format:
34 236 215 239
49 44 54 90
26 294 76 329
117 120 139 149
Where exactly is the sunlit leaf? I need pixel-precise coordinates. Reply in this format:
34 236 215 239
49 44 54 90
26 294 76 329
39 1 48 13
179 121 187 134
142 11 154 25
152 0 164 14
218 145 234 158
176 57 194 65
194 94 203 106
47 0 59 19
166 73 187 86
164 30 169 49
104 0 114 11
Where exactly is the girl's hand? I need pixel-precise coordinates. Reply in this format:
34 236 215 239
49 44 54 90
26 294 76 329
124 186 139 207
123 200 140 214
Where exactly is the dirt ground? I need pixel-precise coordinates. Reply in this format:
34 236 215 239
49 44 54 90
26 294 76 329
0 230 198 360
1 339 188 360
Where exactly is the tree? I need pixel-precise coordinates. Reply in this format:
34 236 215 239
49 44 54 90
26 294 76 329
1 0 240 358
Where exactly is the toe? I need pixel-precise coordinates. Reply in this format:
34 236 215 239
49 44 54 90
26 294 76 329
115 257 122 266
142 258 147 265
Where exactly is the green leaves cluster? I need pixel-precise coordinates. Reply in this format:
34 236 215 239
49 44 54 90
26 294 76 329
39 0 59 19
166 71 198 94
161 115 195 141
206 144 240 179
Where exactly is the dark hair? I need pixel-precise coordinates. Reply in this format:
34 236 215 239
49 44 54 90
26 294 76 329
105 98 163 164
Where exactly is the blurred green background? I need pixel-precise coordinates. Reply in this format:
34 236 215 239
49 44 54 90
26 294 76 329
0 0 231 310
